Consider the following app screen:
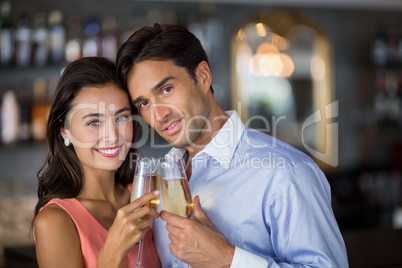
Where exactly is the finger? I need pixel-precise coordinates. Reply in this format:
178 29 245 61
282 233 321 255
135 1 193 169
124 212 154 233
167 233 183 256
193 195 214 227
168 242 178 257
128 206 159 222
165 221 183 234
122 191 160 214
135 218 154 230
131 226 152 243
160 210 187 225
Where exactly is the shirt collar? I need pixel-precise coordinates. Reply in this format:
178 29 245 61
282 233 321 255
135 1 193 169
167 110 246 170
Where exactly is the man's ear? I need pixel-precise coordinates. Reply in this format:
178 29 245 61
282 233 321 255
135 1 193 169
196 61 212 93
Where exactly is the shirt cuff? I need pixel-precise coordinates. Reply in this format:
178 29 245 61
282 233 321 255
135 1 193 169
230 246 268 268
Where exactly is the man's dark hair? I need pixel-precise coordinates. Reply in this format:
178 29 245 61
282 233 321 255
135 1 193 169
116 23 213 93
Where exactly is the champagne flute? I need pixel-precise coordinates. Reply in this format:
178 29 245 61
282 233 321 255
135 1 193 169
160 156 193 268
131 157 160 268
160 156 193 218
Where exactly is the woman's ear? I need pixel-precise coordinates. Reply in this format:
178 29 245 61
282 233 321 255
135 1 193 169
196 61 212 93
60 127 69 140
61 127 72 147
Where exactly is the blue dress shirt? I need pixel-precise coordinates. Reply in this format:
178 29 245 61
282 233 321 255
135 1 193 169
153 111 348 267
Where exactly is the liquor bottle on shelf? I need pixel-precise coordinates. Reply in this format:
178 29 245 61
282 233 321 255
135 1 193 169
31 77 50 142
15 13 31 67
0 94 1 141
48 10 66 64
82 16 100 57
65 15 83 63
371 28 388 66
386 26 399 66
1 90 20 144
0 1 13 66
398 26 402 66
32 11 49 66
101 16 118 61
47 78 58 103
371 24 402 127
18 81 32 142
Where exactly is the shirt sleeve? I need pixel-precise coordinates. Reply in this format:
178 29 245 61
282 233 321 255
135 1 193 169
266 162 348 267
230 247 268 268
231 162 348 268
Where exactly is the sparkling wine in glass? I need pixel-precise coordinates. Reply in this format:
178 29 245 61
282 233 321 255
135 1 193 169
160 156 193 268
160 156 193 218
131 157 160 268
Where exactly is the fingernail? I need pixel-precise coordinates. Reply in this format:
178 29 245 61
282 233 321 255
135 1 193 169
153 190 160 195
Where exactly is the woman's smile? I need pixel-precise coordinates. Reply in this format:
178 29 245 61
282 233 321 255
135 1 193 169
95 145 123 158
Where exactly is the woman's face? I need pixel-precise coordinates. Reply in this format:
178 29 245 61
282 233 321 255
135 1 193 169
63 84 133 174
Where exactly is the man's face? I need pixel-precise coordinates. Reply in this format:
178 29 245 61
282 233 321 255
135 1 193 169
127 60 211 148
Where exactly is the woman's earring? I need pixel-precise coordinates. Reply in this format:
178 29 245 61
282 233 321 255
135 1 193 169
64 137 70 147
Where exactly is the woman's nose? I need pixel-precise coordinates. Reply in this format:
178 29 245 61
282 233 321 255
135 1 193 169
103 120 118 144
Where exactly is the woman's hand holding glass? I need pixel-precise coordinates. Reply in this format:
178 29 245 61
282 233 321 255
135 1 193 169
98 191 159 267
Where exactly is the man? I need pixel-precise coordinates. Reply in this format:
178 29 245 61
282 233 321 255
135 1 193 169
116 23 348 267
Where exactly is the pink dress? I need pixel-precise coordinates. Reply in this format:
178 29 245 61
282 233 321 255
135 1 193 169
40 197 161 268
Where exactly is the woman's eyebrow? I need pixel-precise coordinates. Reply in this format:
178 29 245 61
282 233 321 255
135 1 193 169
82 113 103 119
115 107 131 115
81 107 130 119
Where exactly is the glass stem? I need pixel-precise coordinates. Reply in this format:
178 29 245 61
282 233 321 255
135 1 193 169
136 238 144 267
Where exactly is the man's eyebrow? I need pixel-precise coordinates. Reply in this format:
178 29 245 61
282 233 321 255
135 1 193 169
131 76 175 106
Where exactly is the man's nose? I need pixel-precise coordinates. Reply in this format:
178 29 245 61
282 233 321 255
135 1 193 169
153 104 171 122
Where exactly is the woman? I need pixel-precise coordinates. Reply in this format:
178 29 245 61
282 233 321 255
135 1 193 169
33 57 161 268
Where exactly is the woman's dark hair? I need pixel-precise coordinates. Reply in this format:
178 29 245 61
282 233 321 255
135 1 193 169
116 23 213 94
33 57 138 219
